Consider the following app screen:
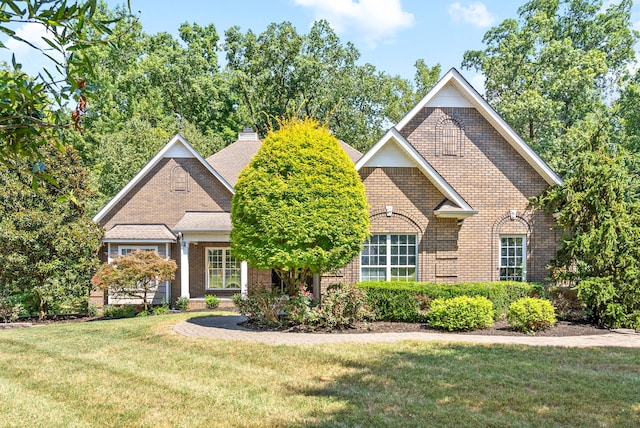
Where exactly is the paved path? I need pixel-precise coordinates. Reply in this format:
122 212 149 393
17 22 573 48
173 315 640 348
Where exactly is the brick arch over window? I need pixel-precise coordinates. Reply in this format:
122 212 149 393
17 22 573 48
170 165 190 192
369 209 425 235
435 115 465 157
491 212 532 281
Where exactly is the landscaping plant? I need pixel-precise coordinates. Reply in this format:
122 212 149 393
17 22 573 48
508 297 558 333
427 296 495 331
205 294 221 310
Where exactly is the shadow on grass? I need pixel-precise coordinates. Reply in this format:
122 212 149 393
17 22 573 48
289 343 640 427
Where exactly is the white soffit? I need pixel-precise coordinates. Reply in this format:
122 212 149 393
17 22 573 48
363 138 415 167
425 84 474 108
93 134 234 223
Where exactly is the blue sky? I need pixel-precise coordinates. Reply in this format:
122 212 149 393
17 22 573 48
3 0 640 92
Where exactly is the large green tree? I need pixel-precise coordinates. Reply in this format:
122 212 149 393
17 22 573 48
231 118 370 294
224 20 434 151
462 0 637 173
533 112 640 328
0 143 104 318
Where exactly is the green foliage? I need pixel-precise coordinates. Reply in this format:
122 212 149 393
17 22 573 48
359 281 537 322
152 301 170 316
427 296 495 332
0 143 103 318
102 304 137 319
0 0 125 164
232 285 287 327
0 292 23 322
286 285 320 325
318 283 372 328
175 296 190 311
224 20 436 151
508 297 557 333
462 0 638 172
533 112 640 328
87 304 99 317
204 294 221 310
92 250 177 311
231 118 370 294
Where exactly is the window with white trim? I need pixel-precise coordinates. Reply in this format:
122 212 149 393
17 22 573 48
361 234 417 282
499 236 526 281
206 248 241 289
118 245 159 256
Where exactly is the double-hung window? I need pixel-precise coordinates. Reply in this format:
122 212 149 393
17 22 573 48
206 248 241 289
361 234 417 282
499 236 526 281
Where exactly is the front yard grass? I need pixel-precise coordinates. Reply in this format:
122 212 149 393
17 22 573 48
0 313 638 427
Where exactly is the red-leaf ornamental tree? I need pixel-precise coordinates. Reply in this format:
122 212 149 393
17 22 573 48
92 250 177 311
231 118 370 295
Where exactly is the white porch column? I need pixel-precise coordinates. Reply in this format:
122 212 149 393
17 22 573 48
180 239 190 298
240 261 248 297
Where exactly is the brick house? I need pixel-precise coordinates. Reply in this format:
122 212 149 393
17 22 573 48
91 68 561 307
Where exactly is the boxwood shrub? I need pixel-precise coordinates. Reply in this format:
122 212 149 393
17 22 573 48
427 296 495 331
508 297 557 333
358 281 539 322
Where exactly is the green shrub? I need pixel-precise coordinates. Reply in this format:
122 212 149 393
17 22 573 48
87 304 99 317
508 297 557 333
136 309 148 317
359 281 536 322
286 285 319 325
0 294 23 323
102 305 137 319
319 283 372 328
152 301 170 316
427 296 495 331
232 285 287 327
175 296 190 311
204 294 221 310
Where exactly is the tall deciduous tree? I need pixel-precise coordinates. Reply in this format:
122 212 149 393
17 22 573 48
225 20 434 151
231 118 370 294
533 112 640 328
0 143 103 318
462 0 637 172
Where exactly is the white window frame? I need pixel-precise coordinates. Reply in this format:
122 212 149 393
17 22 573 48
499 235 527 281
360 234 417 282
118 245 159 256
205 247 241 290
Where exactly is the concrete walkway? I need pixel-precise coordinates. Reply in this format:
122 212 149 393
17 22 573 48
173 315 640 348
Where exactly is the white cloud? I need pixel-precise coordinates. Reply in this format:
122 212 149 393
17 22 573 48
4 22 52 55
294 0 414 47
448 2 495 28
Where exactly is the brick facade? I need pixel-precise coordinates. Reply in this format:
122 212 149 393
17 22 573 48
335 106 558 285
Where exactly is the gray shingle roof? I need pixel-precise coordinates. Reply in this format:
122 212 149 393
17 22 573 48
103 224 176 242
173 212 232 232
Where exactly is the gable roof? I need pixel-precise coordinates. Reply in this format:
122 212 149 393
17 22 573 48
206 136 362 187
356 127 477 217
396 68 562 186
93 134 234 223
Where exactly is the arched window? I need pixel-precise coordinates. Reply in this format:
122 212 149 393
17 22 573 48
436 116 465 156
171 165 189 192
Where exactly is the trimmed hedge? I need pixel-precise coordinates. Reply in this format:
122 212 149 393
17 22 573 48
358 281 540 322
508 297 557 333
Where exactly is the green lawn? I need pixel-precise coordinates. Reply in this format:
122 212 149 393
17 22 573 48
0 313 638 427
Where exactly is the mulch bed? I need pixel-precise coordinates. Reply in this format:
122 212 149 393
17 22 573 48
241 319 609 337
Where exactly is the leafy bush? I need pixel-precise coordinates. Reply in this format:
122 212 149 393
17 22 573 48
318 283 372 328
287 285 319 325
204 294 221 310
175 296 190 311
0 294 23 323
359 281 537 322
427 296 495 331
152 301 170 316
102 305 137 319
508 297 557 333
87 304 99 317
232 285 287 327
